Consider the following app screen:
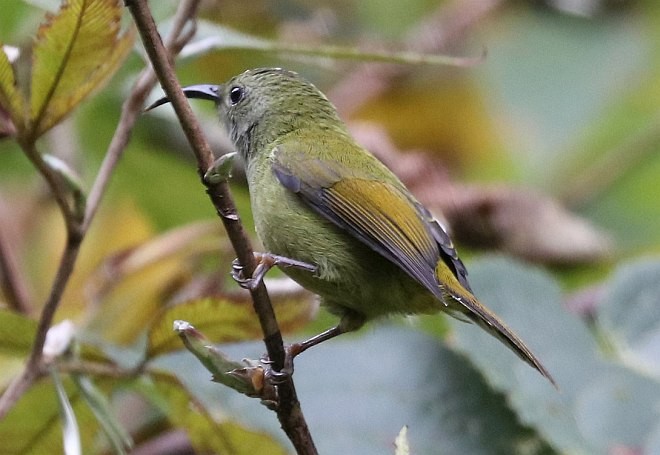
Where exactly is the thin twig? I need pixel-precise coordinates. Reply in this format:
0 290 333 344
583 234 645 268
0 354 145 419
56 360 142 379
0 234 83 419
84 0 199 231
19 140 80 234
124 1 317 452
558 113 660 209
0 132 86 421
0 0 202 421
130 430 193 455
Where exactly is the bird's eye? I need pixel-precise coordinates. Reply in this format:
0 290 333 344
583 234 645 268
229 86 244 105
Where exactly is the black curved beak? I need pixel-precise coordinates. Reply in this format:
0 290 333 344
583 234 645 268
145 84 221 111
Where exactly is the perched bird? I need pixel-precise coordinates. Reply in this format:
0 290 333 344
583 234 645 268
148 68 554 385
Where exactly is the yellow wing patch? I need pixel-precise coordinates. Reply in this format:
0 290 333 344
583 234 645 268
323 179 442 297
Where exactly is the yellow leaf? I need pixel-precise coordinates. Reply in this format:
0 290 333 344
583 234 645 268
87 254 187 344
0 376 100 454
0 309 37 357
147 297 262 358
29 198 154 322
84 221 222 345
150 372 287 455
0 44 26 133
29 0 134 138
147 290 316 358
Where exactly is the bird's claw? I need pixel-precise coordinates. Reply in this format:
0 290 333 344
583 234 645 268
256 343 314 408
261 344 299 386
230 259 252 289
231 256 270 290
230 252 317 290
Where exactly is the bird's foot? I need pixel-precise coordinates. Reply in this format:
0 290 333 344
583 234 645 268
231 252 317 290
261 343 304 385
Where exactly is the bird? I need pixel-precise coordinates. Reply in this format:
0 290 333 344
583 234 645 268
147 68 555 386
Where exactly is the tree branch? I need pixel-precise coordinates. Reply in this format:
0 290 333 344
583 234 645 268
19 140 81 235
0 233 82 419
0 116 87 423
0 0 202 421
124 1 317 453
84 0 199 231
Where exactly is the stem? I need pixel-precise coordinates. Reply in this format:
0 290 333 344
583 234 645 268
558 114 660 209
84 0 200 231
0 233 82 419
124 1 317 452
19 140 78 232
56 360 141 378
0 0 202 420
0 130 86 421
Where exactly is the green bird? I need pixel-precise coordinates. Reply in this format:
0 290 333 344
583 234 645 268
149 68 554 385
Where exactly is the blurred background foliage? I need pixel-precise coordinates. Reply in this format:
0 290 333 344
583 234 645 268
1 0 660 454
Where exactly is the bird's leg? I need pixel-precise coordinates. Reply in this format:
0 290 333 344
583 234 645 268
291 310 366 356
265 326 344 383
289 325 344 357
267 311 366 383
231 252 317 290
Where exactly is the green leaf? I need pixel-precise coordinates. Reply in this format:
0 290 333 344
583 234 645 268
0 309 38 356
597 257 660 372
146 372 288 455
146 291 315 358
449 256 598 452
73 374 132 455
449 256 660 454
204 152 237 184
28 0 134 138
162 325 552 455
644 421 660 454
573 368 660 452
0 44 26 133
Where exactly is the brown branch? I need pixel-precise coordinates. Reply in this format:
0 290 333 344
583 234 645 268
0 129 87 421
19 140 81 234
124 1 317 453
0 233 82 419
83 0 199 231
56 359 141 378
131 429 194 455
0 0 202 421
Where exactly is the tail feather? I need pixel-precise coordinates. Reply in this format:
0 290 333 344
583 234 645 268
437 264 556 387
461 294 557 388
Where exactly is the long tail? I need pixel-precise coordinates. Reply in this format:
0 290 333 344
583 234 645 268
461 292 556 388
437 266 557 387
